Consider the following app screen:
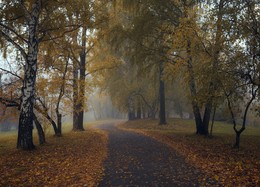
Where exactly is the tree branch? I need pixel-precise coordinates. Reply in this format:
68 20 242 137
0 67 23 80
0 97 20 107
0 30 27 59
0 23 28 44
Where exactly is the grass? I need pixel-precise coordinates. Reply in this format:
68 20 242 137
120 118 260 186
0 121 108 187
121 118 260 136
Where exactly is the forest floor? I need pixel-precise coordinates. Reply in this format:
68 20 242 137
119 118 260 186
1 119 259 186
0 122 108 186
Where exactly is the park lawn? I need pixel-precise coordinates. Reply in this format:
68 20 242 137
0 123 108 187
120 118 260 186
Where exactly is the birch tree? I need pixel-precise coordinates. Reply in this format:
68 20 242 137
0 0 76 150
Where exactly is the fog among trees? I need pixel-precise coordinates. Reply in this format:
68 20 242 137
0 0 260 150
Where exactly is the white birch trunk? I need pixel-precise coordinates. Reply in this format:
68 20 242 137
17 1 41 150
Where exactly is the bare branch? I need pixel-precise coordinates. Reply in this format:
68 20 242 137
0 30 27 59
40 26 81 42
0 67 23 80
0 23 28 44
86 64 120 76
0 97 20 107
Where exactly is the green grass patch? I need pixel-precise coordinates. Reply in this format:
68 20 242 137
122 118 260 136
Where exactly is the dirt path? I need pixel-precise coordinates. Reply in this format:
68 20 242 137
96 123 219 187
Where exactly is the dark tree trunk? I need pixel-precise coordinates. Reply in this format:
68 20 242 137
176 101 183 119
55 57 68 136
17 110 35 150
75 26 87 131
209 105 217 137
234 131 241 149
201 0 224 136
128 96 135 120
129 112 135 120
134 92 155 119
159 62 166 125
151 112 156 119
17 1 42 149
184 1 224 136
137 99 141 119
149 107 157 119
128 109 135 120
57 114 62 136
187 40 203 134
142 105 146 119
234 87 257 148
193 103 203 134
47 114 59 135
133 107 136 119
77 111 84 131
34 105 59 136
73 61 80 130
202 102 211 135
225 86 258 149
33 113 45 145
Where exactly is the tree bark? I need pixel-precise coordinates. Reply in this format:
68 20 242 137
57 114 62 136
33 113 45 145
75 26 87 131
187 40 203 134
128 96 135 120
209 105 217 137
142 104 146 119
202 102 211 135
234 131 241 149
55 57 68 136
225 86 258 148
136 98 141 119
34 105 59 136
17 1 42 150
159 62 167 125
201 0 224 136
73 60 80 130
46 113 59 135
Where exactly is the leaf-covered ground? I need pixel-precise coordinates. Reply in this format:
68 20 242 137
120 119 260 186
0 127 107 186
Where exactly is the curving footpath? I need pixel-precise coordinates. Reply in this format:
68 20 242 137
97 123 219 187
